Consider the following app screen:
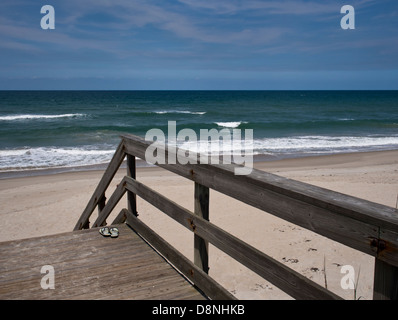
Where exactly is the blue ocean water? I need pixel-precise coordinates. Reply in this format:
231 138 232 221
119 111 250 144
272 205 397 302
0 90 397 173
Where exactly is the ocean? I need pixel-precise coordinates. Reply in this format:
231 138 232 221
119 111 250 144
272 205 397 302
1 90 398 176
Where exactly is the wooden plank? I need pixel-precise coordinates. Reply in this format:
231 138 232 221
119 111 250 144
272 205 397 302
373 259 398 300
124 176 341 300
0 224 206 300
123 209 236 300
123 134 398 230
98 195 107 226
74 141 126 231
127 154 138 217
377 229 398 268
373 228 398 299
121 134 398 261
194 182 209 274
121 133 398 231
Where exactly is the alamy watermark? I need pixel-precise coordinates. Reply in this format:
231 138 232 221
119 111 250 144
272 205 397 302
40 4 355 31
144 121 253 175
40 265 55 290
340 265 356 290
340 5 355 30
40 5 55 30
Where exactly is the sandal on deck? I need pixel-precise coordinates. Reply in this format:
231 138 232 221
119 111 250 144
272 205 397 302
109 227 119 238
99 227 111 237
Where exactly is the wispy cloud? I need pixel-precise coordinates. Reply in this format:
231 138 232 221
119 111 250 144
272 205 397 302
177 0 338 15
178 0 379 15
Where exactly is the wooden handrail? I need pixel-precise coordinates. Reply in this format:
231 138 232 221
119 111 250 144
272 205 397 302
120 135 398 264
76 134 398 299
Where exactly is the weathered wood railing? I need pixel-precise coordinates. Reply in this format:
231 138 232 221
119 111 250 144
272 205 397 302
75 134 398 300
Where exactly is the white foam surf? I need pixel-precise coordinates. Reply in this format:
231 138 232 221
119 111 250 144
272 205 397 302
0 113 86 121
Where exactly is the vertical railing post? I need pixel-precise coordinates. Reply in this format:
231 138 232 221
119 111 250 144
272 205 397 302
194 182 209 274
373 258 398 300
98 194 107 226
127 154 138 217
82 220 90 230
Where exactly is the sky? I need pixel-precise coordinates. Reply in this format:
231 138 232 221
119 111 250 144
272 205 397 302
0 0 397 90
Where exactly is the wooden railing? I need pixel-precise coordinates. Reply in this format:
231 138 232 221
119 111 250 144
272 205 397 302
75 134 398 300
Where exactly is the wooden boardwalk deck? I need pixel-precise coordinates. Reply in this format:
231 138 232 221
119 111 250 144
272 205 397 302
0 224 206 300
4 134 396 300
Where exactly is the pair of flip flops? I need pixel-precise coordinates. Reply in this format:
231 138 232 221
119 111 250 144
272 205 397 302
99 227 119 238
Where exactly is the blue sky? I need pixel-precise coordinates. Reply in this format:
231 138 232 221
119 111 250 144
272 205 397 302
0 0 397 90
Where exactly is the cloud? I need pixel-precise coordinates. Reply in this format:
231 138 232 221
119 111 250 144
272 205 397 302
52 1 289 47
177 0 338 15
2 0 345 55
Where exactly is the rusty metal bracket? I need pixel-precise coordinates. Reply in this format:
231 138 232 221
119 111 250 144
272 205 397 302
188 218 196 232
370 237 387 253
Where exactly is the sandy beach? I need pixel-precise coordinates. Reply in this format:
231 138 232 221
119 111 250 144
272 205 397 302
1 150 397 300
